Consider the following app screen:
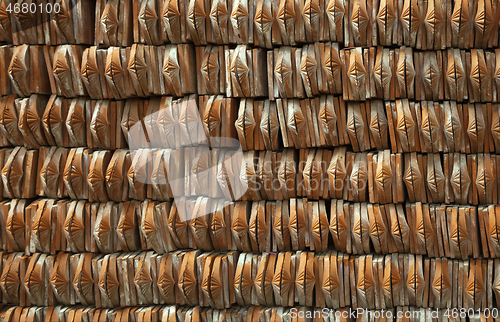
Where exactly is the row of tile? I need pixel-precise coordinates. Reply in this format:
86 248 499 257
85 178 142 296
0 305 489 322
2 197 500 259
3 93 500 156
3 0 499 51
3 44 500 102
0 250 497 310
3 144 500 205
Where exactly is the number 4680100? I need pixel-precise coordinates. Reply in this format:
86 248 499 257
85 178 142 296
6 2 61 14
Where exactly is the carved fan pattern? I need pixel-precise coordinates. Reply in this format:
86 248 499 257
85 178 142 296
451 162 470 200
403 161 421 192
474 1 494 36
14 5 34 30
88 166 106 195
105 155 124 197
427 167 445 195
0 1 12 36
201 52 219 86
490 215 500 251
41 156 60 193
422 58 440 90
232 213 248 239
101 4 119 35
143 210 160 249
64 210 84 248
99 266 119 303
67 103 85 139
210 265 223 300
135 262 152 297
328 156 346 185
451 0 468 36
254 2 272 34
352 216 363 243
32 210 51 248
8 51 28 90
374 55 392 89
90 106 109 146
350 162 367 190
211 210 226 241
444 108 462 144
476 163 495 197
139 1 158 31
188 0 206 35
158 266 175 300
230 53 249 91
74 262 93 301
494 274 500 299
3 103 21 144
210 0 229 29
27 106 42 137
275 53 292 90
0 263 20 300
191 215 210 245
54 0 73 41
279 261 293 297
375 160 393 191
128 49 148 86
376 0 396 32
356 266 374 301
243 106 255 141
396 110 415 144
118 210 138 249
240 263 253 301
424 2 444 35
397 55 415 89
446 56 465 92
10 151 25 194
302 0 320 28
420 109 439 143
7 210 24 246
68 156 84 196
370 107 388 139
300 53 317 84
351 1 369 38
54 51 73 86
492 115 500 142
347 109 365 141
82 52 100 87
348 55 366 91
288 106 305 138
94 213 111 249
383 263 400 298
324 48 342 81
163 0 180 27
25 262 42 296
469 54 482 90
277 0 295 37
231 1 249 32
407 264 424 296
467 114 485 147
179 261 197 300
51 266 69 298
105 53 124 87
322 263 340 295
318 101 336 137
163 49 180 84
